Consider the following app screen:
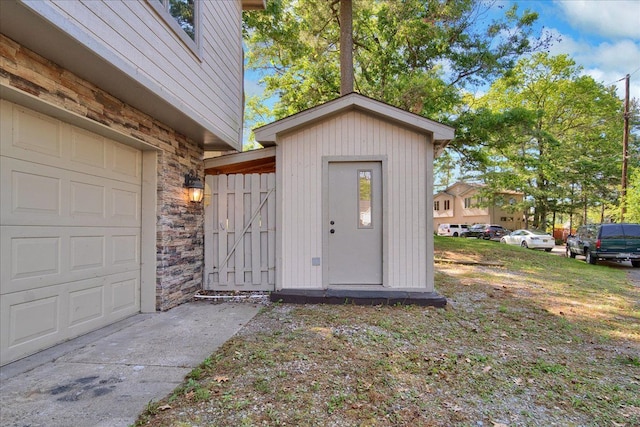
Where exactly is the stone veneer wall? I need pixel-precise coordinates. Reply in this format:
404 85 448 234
1 34 205 311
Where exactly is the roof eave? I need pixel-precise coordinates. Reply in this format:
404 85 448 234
254 93 455 147
241 0 267 10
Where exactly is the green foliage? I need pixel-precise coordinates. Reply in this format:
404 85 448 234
623 167 640 222
242 2 636 225
243 0 551 122
168 0 195 40
457 53 627 228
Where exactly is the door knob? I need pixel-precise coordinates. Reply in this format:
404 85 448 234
330 229 335 234
330 220 335 225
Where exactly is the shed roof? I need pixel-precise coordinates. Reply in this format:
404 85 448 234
253 93 455 155
204 146 275 175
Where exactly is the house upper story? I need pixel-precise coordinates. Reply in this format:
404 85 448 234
433 182 525 230
0 0 265 151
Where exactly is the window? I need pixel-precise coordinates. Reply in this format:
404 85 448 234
434 201 440 211
358 170 373 228
464 197 472 209
444 200 450 210
153 0 199 51
157 0 195 39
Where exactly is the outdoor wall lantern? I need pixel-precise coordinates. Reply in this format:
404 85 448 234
184 170 204 203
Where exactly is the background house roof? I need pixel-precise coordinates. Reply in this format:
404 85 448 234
435 181 524 197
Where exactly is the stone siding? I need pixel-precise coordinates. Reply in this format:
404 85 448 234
1 34 205 311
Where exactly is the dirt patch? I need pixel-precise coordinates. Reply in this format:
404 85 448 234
136 254 640 427
628 269 640 287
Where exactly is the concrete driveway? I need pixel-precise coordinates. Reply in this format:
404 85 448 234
0 301 260 427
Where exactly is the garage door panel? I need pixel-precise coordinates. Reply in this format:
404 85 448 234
66 272 140 332
1 157 141 227
1 101 140 185
11 102 63 158
70 126 107 169
68 284 104 327
70 180 106 218
1 100 142 365
2 226 140 295
1 273 139 363
70 235 105 271
111 187 140 223
112 142 141 179
112 276 139 313
7 295 59 348
1 288 62 365
112 234 139 265
9 168 62 216
9 235 61 281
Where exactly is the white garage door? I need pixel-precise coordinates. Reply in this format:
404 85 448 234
0 100 142 365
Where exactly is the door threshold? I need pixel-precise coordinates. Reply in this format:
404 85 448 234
270 288 446 307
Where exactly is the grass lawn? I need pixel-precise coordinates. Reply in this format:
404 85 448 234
136 237 640 426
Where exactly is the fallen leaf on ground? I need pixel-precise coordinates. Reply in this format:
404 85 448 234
157 405 172 411
483 365 492 373
214 376 229 383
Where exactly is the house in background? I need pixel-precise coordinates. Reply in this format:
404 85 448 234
0 0 264 366
433 182 525 231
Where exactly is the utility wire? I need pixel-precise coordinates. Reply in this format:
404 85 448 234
609 66 640 85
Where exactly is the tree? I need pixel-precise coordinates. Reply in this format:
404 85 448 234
242 0 552 123
623 167 640 222
464 53 624 229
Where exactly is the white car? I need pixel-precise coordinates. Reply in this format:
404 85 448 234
500 229 555 251
437 223 469 237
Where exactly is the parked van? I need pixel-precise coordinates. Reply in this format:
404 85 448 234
566 223 640 266
437 223 469 237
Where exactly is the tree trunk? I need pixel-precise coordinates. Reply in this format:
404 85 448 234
340 0 354 95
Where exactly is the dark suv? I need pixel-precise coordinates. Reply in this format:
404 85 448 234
461 224 507 240
482 225 508 241
566 223 640 266
461 224 488 238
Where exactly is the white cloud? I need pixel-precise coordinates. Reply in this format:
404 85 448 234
555 0 640 39
546 28 640 100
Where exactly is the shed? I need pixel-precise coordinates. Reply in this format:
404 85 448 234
204 93 454 305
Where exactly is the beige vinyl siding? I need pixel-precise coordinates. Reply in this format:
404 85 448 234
25 0 242 145
279 110 428 289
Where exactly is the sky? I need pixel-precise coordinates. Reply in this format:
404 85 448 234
513 0 640 101
243 0 640 144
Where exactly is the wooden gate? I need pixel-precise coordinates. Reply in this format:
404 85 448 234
204 173 276 291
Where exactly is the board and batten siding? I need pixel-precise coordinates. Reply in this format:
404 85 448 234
21 0 243 146
279 110 430 290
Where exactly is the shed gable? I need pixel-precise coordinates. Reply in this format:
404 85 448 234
254 93 454 155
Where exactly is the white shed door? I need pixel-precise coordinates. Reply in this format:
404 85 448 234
0 101 142 365
328 161 382 285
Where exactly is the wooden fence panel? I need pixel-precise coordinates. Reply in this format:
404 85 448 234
204 173 276 290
